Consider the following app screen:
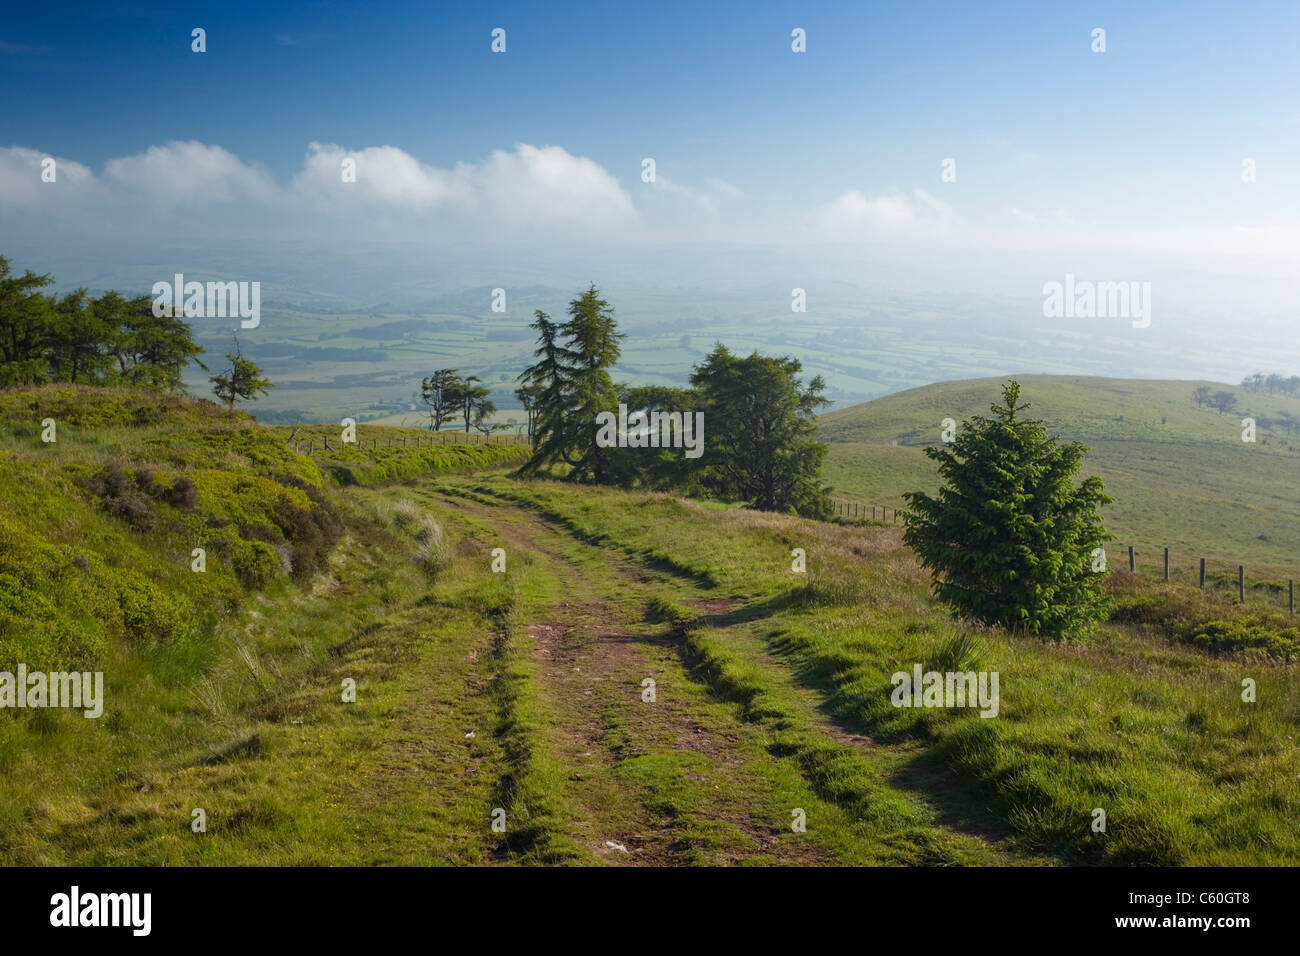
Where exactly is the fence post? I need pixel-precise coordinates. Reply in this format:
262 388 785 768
873 506 877 521
1239 565 1245 603
1291 580 1294 616
1163 547 1169 581
1199 557 1205 588
1128 546 1135 572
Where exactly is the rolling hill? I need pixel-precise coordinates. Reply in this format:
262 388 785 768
1 385 1298 866
820 375 1300 577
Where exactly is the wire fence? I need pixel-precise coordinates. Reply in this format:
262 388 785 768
830 498 903 523
830 500 1297 614
1108 544 1298 614
288 430 532 455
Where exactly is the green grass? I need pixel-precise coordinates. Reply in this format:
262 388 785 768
5 382 1298 866
476 477 1300 865
277 424 529 485
821 374 1300 576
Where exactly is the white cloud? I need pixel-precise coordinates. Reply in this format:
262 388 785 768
812 188 959 240
0 140 637 238
472 143 635 228
291 141 636 230
0 146 103 208
291 141 462 209
3 139 1297 277
103 141 279 204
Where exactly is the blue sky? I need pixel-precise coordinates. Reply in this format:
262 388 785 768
2 0 1299 268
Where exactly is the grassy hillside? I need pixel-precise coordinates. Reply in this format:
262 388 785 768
3 385 1297 866
276 423 529 486
821 375 1300 576
0 386 524 858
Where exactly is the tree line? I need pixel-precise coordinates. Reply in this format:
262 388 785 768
1193 384 1300 436
0 256 270 407
494 284 831 517
1240 372 1300 395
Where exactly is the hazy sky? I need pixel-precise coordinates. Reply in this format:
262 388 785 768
3 1 1299 278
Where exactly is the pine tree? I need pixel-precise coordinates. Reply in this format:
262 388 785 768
420 368 462 431
210 338 273 408
902 380 1111 640
690 344 831 516
456 375 493 432
559 285 623 482
517 309 573 470
0 257 55 385
517 289 624 478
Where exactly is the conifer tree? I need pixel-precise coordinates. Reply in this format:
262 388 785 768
559 285 622 482
517 309 573 471
902 380 1111 640
210 338 273 408
420 368 462 431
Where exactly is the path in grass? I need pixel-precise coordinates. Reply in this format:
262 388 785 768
423 486 835 864
37 476 1036 865
422 481 1038 865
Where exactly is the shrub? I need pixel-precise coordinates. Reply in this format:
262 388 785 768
165 475 198 512
116 576 189 645
232 539 281 588
102 491 156 530
1182 614 1300 661
87 464 158 530
270 489 342 581
87 464 132 499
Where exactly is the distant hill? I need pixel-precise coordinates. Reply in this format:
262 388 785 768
820 375 1300 574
